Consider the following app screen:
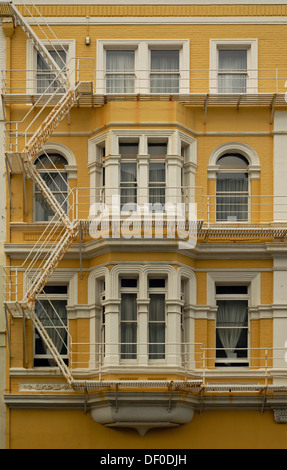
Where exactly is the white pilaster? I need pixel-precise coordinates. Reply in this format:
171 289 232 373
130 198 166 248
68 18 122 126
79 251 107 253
273 112 287 221
273 256 287 371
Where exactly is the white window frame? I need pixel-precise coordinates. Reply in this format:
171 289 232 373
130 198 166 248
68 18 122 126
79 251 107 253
215 158 250 223
96 39 189 94
148 278 167 361
215 285 250 367
120 278 139 361
33 153 69 222
26 39 76 94
209 39 258 94
33 284 69 368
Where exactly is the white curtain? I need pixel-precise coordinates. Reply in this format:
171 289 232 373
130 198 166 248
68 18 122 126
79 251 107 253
149 294 165 359
106 50 135 93
150 50 179 93
121 293 137 359
35 299 67 365
120 162 137 210
149 163 166 208
217 300 247 358
218 50 247 93
37 49 66 93
216 173 248 221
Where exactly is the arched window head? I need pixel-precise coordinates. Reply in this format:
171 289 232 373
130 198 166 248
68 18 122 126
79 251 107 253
34 153 68 222
35 153 68 170
217 154 249 169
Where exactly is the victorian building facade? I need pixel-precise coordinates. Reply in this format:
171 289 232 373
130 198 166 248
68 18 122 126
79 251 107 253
2 0 287 449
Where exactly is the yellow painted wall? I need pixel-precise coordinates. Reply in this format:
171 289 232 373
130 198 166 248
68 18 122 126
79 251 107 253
7 408 287 449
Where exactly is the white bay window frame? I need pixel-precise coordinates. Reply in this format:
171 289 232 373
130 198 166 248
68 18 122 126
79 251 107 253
96 39 189 94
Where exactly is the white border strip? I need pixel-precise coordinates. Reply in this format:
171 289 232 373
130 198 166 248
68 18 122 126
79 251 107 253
13 0 287 5
25 17 287 25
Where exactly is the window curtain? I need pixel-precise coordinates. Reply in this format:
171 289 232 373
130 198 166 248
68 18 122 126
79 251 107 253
216 173 248 221
120 162 137 209
35 300 67 365
149 163 166 207
37 49 66 93
217 300 247 358
149 294 165 359
150 50 179 93
106 50 135 93
35 172 68 221
218 50 247 93
121 293 137 359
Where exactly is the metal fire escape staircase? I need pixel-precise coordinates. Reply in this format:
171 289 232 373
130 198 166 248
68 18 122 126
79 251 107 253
0 1 204 394
1 1 81 386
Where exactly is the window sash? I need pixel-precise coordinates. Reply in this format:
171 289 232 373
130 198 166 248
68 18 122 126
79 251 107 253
120 293 137 359
218 49 247 93
216 299 248 362
37 49 67 94
35 172 68 222
34 298 68 366
150 50 180 93
106 50 135 93
216 173 248 221
120 162 137 210
149 162 166 207
149 293 165 359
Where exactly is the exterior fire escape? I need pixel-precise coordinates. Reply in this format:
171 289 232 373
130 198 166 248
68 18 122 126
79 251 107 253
2 1 287 405
0 1 202 395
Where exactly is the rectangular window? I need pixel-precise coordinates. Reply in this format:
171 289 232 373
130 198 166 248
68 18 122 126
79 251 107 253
37 48 67 94
120 279 138 359
215 286 249 367
106 50 135 93
218 49 247 93
97 40 188 94
148 279 166 360
149 162 166 208
120 162 137 211
216 173 248 221
35 171 68 221
150 49 180 93
34 285 68 367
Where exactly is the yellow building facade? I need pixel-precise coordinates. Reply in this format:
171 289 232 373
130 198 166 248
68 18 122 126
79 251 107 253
2 0 287 450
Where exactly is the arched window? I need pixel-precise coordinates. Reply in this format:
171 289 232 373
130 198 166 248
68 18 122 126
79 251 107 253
34 153 68 221
216 153 249 221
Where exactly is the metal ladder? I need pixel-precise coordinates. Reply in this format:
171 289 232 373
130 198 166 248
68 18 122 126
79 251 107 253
0 1 82 386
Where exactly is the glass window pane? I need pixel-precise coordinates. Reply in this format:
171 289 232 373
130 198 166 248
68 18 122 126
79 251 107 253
217 154 249 169
121 293 137 321
219 50 247 71
106 50 134 72
119 143 139 157
149 294 165 321
151 50 179 71
149 162 165 182
121 162 137 182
